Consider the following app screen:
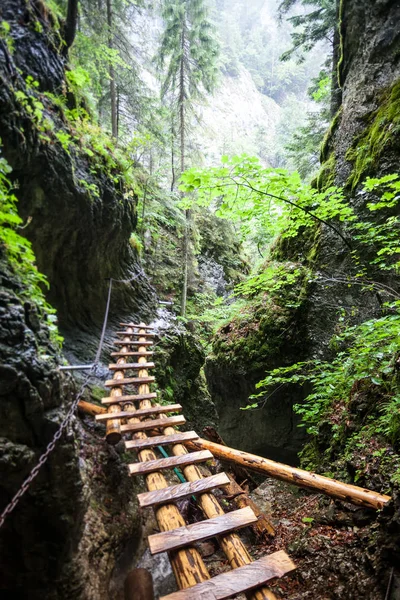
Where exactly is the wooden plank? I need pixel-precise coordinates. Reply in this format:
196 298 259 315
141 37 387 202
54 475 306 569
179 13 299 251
138 472 231 508
121 414 186 433
96 404 182 422
105 376 155 387
159 551 296 600
116 331 156 338
101 392 157 405
148 506 257 555
108 362 155 370
120 323 154 329
129 449 213 476
111 351 154 357
125 430 199 451
114 341 153 346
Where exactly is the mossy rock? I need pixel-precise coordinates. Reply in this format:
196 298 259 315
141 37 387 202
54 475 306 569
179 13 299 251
345 79 400 189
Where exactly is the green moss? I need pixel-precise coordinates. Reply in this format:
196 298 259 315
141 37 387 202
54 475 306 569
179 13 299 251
320 107 342 163
316 152 336 191
346 79 400 189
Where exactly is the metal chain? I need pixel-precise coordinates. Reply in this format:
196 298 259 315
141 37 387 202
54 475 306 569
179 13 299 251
0 273 119 529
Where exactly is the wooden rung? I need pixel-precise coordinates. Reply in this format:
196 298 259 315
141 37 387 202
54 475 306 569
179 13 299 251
116 331 156 337
119 323 154 329
149 506 257 555
138 472 231 508
159 550 296 599
129 449 212 477
96 404 182 422
108 362 155 370
105 376 155 387
125 430 199 451
121 414 186 433
114 341 153 346
101 392 158 405
111 351 154 357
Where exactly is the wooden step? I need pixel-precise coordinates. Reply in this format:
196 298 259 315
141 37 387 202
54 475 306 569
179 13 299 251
105 376 155 387
160 550 296 600
121 414 186 433
138 472 230 508
114 341 153 346
101 392 158 406
120 323 154 329
96 404 182 422
149 506 257 555
111 351 154 357
108 362 155 370
125 430 199 451
129 449 212 477
116 331 156 337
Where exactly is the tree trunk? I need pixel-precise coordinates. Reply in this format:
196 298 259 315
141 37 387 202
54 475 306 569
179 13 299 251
63 0 79 54
106 0 118 139
330 0 343 116
179 20 189 317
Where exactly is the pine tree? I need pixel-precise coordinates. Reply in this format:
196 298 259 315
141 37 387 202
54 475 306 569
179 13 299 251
157 0 219 316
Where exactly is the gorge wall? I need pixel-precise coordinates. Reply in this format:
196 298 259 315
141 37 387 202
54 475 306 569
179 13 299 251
206 0 400 464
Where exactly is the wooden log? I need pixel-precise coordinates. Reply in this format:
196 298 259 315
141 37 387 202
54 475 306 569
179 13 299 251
124 331 212 590
124 568 155 600
223 474 275 539
96 404 182 422
116 331 156 337
114 340 153 346
120 323 155 329
138 473 230 508
187 439 391 511
148 507 258 555
108 362 155 370
202 428 274 539
78 400 106 416
121 415 186 433
102 392 157 405
158 416 278 600
111 351 154 357
129 450 213 476
160 551 296 600
125 431 199 451
105 376 155 386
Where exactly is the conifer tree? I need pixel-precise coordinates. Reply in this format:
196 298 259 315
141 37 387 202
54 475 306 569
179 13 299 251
157 0 219 316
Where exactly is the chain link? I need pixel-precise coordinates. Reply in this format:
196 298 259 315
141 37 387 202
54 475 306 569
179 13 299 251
0 271 124 529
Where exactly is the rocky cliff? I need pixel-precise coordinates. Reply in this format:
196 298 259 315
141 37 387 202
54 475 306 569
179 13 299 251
0 0 156 596
206 0 400 464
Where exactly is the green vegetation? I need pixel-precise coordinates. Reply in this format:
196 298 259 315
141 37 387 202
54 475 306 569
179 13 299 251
0 145 62 346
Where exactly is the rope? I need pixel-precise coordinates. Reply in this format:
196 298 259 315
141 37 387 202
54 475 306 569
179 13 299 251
0 269 142 530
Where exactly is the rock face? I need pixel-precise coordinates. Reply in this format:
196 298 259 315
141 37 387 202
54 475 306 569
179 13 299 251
0 1 154 596
206 0 400 464
0 251 141 599
0 0 157 342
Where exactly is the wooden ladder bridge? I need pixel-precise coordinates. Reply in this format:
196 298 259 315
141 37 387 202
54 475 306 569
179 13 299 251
97 323 295 600
89 322 390 599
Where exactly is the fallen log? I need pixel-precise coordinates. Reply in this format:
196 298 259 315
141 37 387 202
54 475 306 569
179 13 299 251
78 400 106 416
224 473 275 539
186 438 391 511
202 427 274 539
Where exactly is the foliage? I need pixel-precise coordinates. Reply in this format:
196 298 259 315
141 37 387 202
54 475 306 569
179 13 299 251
278 0 336 63
252 302 400 448
0 145 62 346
